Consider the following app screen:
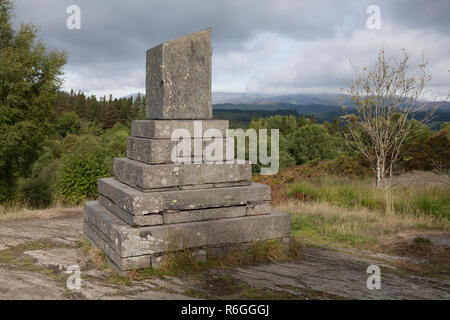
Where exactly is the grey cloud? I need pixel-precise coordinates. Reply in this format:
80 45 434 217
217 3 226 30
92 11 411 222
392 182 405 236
11 0 450 95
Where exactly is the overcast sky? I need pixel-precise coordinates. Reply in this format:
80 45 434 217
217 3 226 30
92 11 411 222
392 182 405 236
12 0 450 99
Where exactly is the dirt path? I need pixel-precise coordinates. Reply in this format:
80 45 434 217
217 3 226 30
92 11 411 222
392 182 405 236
0 209 448 300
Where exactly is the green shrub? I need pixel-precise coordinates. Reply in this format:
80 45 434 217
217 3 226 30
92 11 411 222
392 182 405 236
17 178 53 209
101 123 129 158
56 152 110 204
56 111 80 137
288 124 339 165
321 156 371 177
279 150 297 169
56 135 110 204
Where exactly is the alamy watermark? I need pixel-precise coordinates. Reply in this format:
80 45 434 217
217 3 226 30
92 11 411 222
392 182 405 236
66 264 81 290
170 121 279 175
66 5 81 30
366 5 381 30
366 265 381 290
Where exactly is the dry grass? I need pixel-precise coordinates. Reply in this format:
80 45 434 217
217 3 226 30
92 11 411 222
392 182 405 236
276 199 449 248
286 173 449 219
0 203 82 221
131 239 301 281
391 170 450 189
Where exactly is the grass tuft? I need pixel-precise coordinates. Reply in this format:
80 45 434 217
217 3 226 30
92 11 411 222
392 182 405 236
276 199 448 248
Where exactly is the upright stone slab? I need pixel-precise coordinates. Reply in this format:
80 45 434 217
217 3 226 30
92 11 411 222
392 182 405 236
146 29 212 119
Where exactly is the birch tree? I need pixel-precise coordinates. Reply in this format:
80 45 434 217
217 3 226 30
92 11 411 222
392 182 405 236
343 48 441 189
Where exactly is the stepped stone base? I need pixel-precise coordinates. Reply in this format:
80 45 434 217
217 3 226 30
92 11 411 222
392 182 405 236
127 137 231 164
113 158 251 191
97 178 271 226
131 120 229 139
83 201 290 272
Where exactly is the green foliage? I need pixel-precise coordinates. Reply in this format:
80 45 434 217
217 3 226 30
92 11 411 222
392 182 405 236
81 121 104 136
17 177 53 209
297 156 371 177
214 109 299 128
288 124 340 164
56 135 110 204
247 115 351 171
56 111 80 137
0 0 66 202
279 150 297 169
441 122 450 133
401 130 450 171
54 124 129 204
30 140 60 190
250 115 299 135
100 123 129 158
54 91 145 129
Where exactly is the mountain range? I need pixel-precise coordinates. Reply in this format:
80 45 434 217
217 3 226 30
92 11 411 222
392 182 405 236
125 92 450 112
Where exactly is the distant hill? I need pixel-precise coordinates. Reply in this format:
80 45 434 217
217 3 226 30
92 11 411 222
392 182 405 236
212 92 350 105
213 109 300 128
124 92 450 112
213 103 339 115
125 92 349 106
213 105 450 130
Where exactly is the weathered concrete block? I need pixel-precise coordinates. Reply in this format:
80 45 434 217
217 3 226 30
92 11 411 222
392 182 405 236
98 178 270 216
84 222 151 271
146 29 212 119
98 195 163 227
163 206 246 224
113 158 251 191
127 137 229 164
162 183 271 211
131 120 229 139
98 188 257 226
246 202 271 216
84 201 290 258
98 178 164 215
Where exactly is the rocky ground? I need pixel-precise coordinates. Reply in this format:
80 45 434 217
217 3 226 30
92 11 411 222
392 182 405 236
0 208 448 300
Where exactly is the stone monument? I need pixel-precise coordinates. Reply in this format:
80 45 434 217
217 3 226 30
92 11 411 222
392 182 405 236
83 29 291 273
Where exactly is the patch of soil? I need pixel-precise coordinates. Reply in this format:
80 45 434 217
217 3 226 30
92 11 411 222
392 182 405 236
378 230 450 259
377 230 450 279
199 273 243 296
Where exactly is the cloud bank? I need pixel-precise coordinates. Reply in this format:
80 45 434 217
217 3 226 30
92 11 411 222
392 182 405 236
13 0 450 99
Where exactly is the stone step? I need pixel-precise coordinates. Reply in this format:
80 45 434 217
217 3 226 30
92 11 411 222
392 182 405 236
113 158 251 191
84 223 151 271
127 136 231 164
98 178 271 216
99 194 270 227
84 201 290 259
131 119 229 139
